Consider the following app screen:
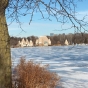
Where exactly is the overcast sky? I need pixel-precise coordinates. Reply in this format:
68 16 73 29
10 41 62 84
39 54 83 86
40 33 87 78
7 0 88 37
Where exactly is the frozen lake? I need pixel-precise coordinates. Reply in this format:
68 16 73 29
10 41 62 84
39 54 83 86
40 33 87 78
11 45 88 88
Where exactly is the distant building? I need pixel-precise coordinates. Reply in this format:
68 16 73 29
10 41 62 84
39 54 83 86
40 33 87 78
17 36 52 47
48 39 51 45
29 40 33 47
18 38 33 47
65 39 69 45
25 38 30 46
38 36 49 46
20 38 26 47
36 36 51 46
50 33 54 36
35 39 39 46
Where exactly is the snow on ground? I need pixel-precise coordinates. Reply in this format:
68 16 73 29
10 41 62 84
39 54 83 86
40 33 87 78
11 45 88 88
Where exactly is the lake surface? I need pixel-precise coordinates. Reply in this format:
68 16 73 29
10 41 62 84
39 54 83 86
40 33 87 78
11 45 88 88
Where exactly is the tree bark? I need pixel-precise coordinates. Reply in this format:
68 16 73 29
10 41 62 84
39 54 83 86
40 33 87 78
0 0 12 88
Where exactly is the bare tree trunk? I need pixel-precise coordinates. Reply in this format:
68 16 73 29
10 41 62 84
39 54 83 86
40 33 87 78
0 0 12 88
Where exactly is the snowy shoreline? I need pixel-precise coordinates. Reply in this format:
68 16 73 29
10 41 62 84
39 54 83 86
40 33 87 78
11 45 88 88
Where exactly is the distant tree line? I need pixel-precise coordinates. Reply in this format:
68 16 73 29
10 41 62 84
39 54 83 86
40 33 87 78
10 33 88 47
47 33 88 45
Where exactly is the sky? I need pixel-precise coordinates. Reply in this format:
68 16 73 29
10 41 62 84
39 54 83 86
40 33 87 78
7 0 88 37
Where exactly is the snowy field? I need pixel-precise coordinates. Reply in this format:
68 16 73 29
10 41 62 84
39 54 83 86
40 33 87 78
11 45 88 88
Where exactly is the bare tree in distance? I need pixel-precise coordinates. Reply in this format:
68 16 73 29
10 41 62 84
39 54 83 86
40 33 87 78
0 0 88 87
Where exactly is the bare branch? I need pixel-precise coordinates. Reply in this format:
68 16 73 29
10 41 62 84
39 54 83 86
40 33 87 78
6 0 88 33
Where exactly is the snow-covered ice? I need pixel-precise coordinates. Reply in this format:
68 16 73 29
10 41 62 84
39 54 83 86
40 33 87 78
11 45 88 88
